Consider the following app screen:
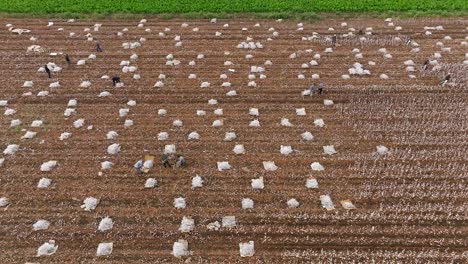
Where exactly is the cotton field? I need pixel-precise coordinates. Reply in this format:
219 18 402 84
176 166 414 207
1 17 467 263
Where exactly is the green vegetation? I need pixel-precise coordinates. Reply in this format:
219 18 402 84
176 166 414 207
0 0 466 16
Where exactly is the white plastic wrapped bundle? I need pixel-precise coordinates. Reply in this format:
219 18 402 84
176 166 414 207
158 109 167 116
188 73 197 79
280 145 293 155
341 74 350 80
208 99 218 105
3 144 19 155
154 80 164 88
376 145 389 155
298 74 305 79
320 195 335 210
226 90 237 96
101 161 113 170
380 74 389 80
369 61 376 66
33 220 50 230
73 118 84 128
301 63 309 69
127 100 136 106
31 120 43 127
222 216 236 228
287 198 300 208
173 120 183 127
37 240 58 256
196 110 206 116
248 81 257 87
67 99 77 107
59 132 72 140
172 240 190 257
224 132 236 141
64 108 75 117
324 100 334 106
143 160 153 170
188 131 200 140
325 48 333 53
98 217 114 231
314 118 325 127
263 161 278 171
179 216 195 232
4 108 16 115
0 197 9 207
404 60 415 66
145 178 157 188
49 81 60 88
98 91 111 97
79 81 92 88
174 197 186 209
81 197 99 211
242 198 254 209
281 118 292 127
23 80 34 87
107 143 120 155
212 120 223 127
296 108 306 116
406 66 415 72
233 144 245 154
200 81 210 88
323 145 337 155
10 119 21 127
249 108 259 116
310 162 324 171
119 108 129 117
306 178 319 188
96 242 113 256
251 177 264 189
310 60 318 66
192 175 203 189
214 108 223 115
239 241 255 257
384 53 392 59
40 160 57 172
249 119 260 127
217 161 231 171
37 178 51 188
0 100 8 107
106 131 118 140
164 144 176 154
301 131 314 141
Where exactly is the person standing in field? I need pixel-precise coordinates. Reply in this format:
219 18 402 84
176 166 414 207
134 159 143 175
161 153 171 168
309 84 315 96
331 35 337 46
44 64 51 78
318 82 324 95
96 41 103 52
441 73 451 87
422 59 429 71
65 54 71 66
174 155 186 169
112 76 121 86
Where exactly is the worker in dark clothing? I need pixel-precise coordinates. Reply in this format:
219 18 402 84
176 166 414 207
318 82 324 95
406 37 412 45
44 65 51 78
331 35 337 46
161 153 171 168
65 54 71 66
422 60 429 71
441 73 451 87
112 76 121 86
96 41 103 52
174 155 186 168
358 29 364 35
